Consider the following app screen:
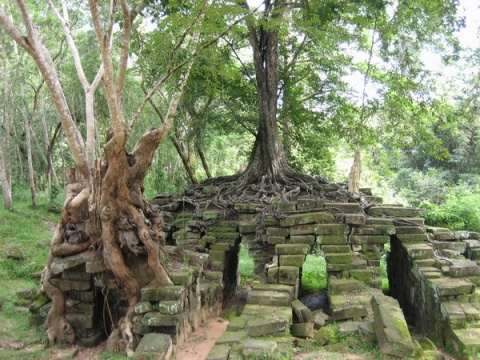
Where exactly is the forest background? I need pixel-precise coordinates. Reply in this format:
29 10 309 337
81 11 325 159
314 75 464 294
0 0 479 357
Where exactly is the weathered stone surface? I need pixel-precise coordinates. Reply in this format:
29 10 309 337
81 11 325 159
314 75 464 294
449 259 480 278
448 328 480 359
369 206 424 217
323 202 362 213
238 223 257 234
359 322 376 343
396 233 429 242
136 333 173 360
343 214 366 225
350 235 390 245
49 278 91 292
316 235 349 245
267 236 286 244
242 339 278 356
279 212 334 227
371 293 416 358
277 266 300 285
321 245 351 253
329 294 369 321
297 199 317 210
141 285 185 302
291 299 313 323
246 317 287 337
314 224 349 235
279 254 305 267
248 290 292 307
6 246 24 260
142 312 181 327
442 302 467 328
290 224 315 235
275 243 310 255
430 277 475 297
215 331 247 345
266 227 290 237
291 323 314 338
312 310 330 329
227 317 247 331
234 203 262 213
51 251 100 274
404 243 435 259
290 235 315 244
324 252 353 264
329 278 363 294
276 202 297 212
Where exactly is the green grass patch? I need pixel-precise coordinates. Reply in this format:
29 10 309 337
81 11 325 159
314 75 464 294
0 187 62 353
238 243 254 284
301 255 327 292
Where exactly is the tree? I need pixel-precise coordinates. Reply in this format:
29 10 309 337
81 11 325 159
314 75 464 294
0 0 240 354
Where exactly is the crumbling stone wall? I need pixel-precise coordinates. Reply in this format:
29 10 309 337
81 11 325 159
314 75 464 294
29 184 480 359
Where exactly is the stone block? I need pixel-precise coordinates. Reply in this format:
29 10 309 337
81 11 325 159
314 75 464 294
279 212 334 227
275 243 310 255
430 277 475 297
206 344 231 360
316 235 348 245
290 224 315 235
276 202 297 212
343 214 367 225
278 266 300 285
242 339 278 356
215 330 248 345
312 310 330 329
396 233 429 242
314 224 349 235
291 299 313 323
350 235 390 245
50 251 101 275
142 312 181 327
371 293 416 358
448 259 480 278
321 245 351 253
141 285 185 302
134 302 152 314
252 284 295 297
246 317 287 337
135 333 172 360
324 202 362 213
324 252 353 264
448 328 480 359
404 243 434 259
329 278 363 294
247 290 292 307
353 225 396 236
279 254 305 267
267 236 286 245
49 279 91 292
369 206 424 217
291 323 314 338
290 235 315 244
227 317 247 331
442 302 467 328
366 217 394 225
157 301 181 315
239 223 257 234
266 227 290 237
297 199 317 210
393 217 425 226
395 226 426 234
329 294 370 321
359 322 377 343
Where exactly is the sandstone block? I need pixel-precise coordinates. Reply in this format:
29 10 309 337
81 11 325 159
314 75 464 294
291 323 314 338
246 317 287 337
280 212 334 227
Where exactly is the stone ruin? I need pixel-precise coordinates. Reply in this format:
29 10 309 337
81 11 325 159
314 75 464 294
24 183 480 359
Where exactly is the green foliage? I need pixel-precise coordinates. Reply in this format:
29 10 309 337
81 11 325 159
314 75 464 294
420 191 480 232
238 243 254 284
391 168 450 206
301 255 327 292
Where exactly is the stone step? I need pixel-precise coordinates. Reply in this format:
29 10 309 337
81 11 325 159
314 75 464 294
328 292 370 321
448 328 480 358
371 293 416 358
247 290 292 307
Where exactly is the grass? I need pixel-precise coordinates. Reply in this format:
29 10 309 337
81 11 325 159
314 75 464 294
301 254 328 292
0 187 62 359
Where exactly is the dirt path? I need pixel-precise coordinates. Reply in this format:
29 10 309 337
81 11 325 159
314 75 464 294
173 317 229 360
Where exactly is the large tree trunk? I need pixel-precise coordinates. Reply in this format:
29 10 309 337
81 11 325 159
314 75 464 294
239 0 311 187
